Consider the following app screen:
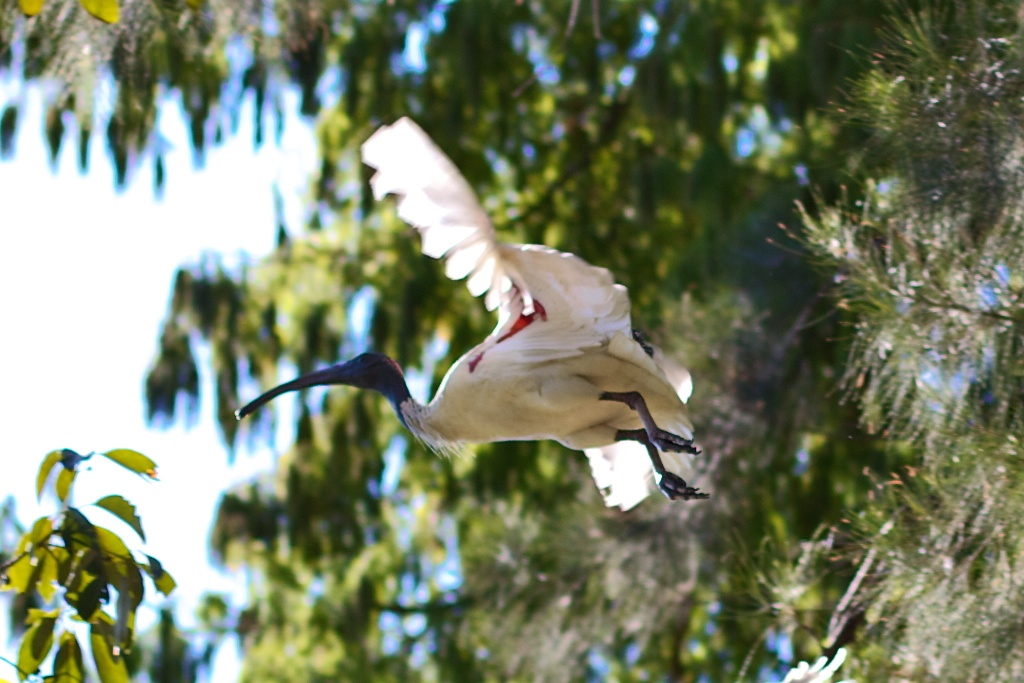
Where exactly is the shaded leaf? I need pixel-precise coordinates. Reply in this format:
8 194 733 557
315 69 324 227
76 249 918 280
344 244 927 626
31 616 56 662
76 576 105 621
36 450 62 500
0 105 16 158
78 0 118 23
16 618 53 681
60 448 86 470
113 576 133 656
94 495 145 541
90 619 129 683
54 632 85 683
100 449 158 480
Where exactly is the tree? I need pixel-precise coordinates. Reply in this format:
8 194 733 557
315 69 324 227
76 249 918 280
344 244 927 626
14 0 992 681
802 1 1024 679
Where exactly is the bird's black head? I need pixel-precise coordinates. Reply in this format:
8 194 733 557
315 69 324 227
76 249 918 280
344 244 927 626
235 352 411 421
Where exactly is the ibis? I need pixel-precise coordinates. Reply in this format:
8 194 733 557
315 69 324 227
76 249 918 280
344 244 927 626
237 118 707 506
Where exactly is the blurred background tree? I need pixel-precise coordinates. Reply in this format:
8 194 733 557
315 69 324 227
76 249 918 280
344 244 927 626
3 0 1021 681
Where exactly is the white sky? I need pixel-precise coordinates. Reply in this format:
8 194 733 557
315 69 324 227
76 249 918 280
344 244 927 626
0 84 316 680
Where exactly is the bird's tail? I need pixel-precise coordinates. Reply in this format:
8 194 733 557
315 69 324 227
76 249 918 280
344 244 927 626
585 444 697 511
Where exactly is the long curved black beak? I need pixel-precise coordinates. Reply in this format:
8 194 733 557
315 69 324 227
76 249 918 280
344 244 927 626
235 363 359 420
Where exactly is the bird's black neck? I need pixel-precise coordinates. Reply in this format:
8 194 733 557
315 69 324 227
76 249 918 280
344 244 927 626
372 356 414 428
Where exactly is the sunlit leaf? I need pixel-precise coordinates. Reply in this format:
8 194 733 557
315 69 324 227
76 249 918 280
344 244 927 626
90 619 129 683
78 0 118 23
36 450 62 500
100 448 158 480
28 516 53 546
94 495 145 542
94 527 132 565
55 468 76 502
143 555 176 597
2 532 35 594
35 549 59 601
18 0 44 16
54 632 85 683
30 606 57 623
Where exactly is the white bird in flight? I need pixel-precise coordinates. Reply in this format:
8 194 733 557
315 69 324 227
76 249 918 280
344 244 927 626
237 117 707 505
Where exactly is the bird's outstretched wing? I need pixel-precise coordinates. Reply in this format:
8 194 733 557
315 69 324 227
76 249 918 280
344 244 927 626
362 117 526 313
363 118 633 362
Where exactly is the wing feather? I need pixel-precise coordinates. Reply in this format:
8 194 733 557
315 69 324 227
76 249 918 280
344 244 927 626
363 118 632 362
362 118 529 311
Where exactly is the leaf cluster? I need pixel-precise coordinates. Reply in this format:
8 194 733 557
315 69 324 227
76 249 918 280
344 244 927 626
1 448 175 683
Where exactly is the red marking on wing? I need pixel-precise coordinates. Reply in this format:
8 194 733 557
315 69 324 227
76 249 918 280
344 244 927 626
496 299 547 343
468 299 548 374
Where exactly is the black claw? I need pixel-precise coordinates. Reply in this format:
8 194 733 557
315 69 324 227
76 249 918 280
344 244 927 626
651 429 701 456
657 472 711 501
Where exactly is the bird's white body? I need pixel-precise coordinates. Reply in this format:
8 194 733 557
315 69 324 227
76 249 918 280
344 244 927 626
358 118 698 508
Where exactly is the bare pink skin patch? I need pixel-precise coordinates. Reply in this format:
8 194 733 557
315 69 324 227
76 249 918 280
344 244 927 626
468 299 548 372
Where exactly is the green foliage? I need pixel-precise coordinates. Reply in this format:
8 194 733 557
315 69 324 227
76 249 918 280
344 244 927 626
799 0 1024 679
16 0 1021 681
0 449 174 683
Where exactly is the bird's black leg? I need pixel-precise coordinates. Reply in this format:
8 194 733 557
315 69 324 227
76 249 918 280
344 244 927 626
614 429 709 501
600 391 700 455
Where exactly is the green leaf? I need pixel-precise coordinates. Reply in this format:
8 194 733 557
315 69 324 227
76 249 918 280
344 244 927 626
18 0 44 16
31 616 56 661
25 608 58 625
36 450 62 500
94 495 145 542
27 516 53 547
55 467 76 502
94 527 131 564
36 548 60 601
1 552 33 594
16 617 54 681
61 509 103 594
100 448 158 480
90 620 129 683
143 555 176 597
54 632 85 683
78 0 118 23
113 576 133 656
186 0 202 9
1 523 47 594
76 576 104 621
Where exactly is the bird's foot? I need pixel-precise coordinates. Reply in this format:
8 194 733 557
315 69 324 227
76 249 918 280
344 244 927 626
657 471 710 501
650 429 701 456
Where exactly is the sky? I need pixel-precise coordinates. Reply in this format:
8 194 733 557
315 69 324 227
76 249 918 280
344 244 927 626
0 83 316 680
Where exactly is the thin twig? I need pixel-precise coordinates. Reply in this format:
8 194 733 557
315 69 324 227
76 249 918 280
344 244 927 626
0 550 28 574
